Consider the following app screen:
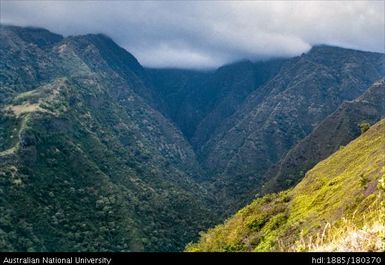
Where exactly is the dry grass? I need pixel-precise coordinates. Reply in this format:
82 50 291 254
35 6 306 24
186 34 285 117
291 191 385 252
7 103 45 117
311 223 384 252
0 146 17 156
292 219 384 252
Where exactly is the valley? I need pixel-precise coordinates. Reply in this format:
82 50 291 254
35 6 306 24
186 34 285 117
0 25 384 252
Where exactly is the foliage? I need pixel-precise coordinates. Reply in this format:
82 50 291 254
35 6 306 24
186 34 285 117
2 25 385 252
263 79 385 195
0 25 218 251
359 122 371 134
187 119 385 252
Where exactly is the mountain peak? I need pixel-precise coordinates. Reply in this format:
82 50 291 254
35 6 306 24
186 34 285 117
64 32 144 76
308 44 385 56
66 32 113 44
1 24 63 48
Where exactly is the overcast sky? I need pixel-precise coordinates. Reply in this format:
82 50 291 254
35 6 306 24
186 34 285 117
1 1 384 69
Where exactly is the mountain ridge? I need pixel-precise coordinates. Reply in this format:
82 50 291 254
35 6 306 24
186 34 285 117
196 48 384 212
1 24 385 251
262 78 385 193
0 25 216 251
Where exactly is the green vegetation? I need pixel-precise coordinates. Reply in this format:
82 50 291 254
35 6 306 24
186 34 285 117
187 119 385 252
263 79 385 195
192 47 385 213
2 25 385 252
0 25 217 251
359 122 371 134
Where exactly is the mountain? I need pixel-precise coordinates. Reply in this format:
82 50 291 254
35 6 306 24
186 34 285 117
149 48 384 213
187 118 385 252
1 25 385 252
262 78 385 193
196 46 385 212
147 59 285 146
0 25 217 251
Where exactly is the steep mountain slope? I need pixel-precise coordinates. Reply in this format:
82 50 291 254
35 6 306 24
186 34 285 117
147 59 284 145
64 34 166 112
146 68 210 140
199 46 385 211
192 60 285 149
263 78 385 193
0 26 64 104
187 118 385 252
0 25 216 251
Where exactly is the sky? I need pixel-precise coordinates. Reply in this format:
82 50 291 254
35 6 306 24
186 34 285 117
1 0 384 69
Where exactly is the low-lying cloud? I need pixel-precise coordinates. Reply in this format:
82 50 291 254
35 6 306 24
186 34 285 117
1 1 384 69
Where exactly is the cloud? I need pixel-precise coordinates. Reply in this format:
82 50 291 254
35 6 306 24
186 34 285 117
1 0 384 68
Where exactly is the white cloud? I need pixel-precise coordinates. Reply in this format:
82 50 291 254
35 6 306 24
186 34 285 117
132 43 221 69
1 0 384 68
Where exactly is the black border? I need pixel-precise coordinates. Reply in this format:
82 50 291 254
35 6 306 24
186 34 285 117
0 252 384 265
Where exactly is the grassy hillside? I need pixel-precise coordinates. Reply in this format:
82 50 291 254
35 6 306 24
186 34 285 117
187 118 385 252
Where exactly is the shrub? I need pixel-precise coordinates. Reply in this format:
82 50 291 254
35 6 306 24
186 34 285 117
247 215 269 231
359 122 370 134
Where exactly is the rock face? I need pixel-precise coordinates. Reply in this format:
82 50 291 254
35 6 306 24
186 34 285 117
1 25 385 251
